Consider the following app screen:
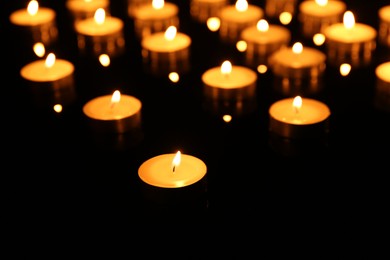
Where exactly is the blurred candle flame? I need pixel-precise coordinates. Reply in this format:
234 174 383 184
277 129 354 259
207 17 220 32
153 0 164 10
257 19 269 32
99 54 110 67
279 12 292 25
221 60 232 76
33 42 45 57
45 53 55 68
223 115 232 123
293 96 302 113
172 151 181 173
340 63 351 76
236 0 248 12
315 0 328 7
169 72 179 82
27 0 39 16
236 40 247 52
292 42 303 54
164 26 177 41
313 33 325 46
53 104 63 113
94 8 106 25
343 11 355 29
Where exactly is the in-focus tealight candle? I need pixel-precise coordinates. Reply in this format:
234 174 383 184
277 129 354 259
9 0 58 47
141 26 191 76
298 0 346 39
20 53 76 107
66 0 111 27
378 5 390 48
219 0 263 44
241 19 291 68
82 90 142 134
138 151 208 208
268 42 326 96
374 61 390 112
269 95 331 139
202 60 257 116
74 8 125 57
132 0 179 39
190 0 229 24
323 10 377 67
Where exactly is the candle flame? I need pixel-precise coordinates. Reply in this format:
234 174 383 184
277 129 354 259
27 0 39 16
172 151 181 173
94 8 106 25
207 17 221 32
343 11 355 29
152 0 164 10
293 96 302 113
99 54 110 67
279 12 292 25
164 26 177 41
45 53 56 68
315 0 328 7
292 42 303 54
235 0 248 12
339 63 351 76
221 60 232 76
257 19 269 32
313 33 325 46
111 90 121 108
33 42 45 57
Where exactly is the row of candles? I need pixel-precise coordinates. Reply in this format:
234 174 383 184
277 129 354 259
8 0 390 206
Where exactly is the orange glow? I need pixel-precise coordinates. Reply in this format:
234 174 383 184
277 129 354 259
235 0 248 12
164 26 177 41
236 40 247 52
340 63 351 76
343 11 355 29
152 0 164 9
94 8 106 25
292 42 303 54
257 19 269 32
313 33 325 46
99 54 110 67
223 115 232 123
168 72 179 82
33 42 45 57
315 0 328 7
45 53 55 68
207 17 220 32
279 12 292 25
53 104 62 113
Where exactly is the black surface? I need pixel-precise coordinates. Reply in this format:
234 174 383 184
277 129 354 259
3 0 389 257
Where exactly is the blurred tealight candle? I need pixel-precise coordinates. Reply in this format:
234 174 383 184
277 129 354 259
190 0 228 24
323 10 377 67
268 42 327 96
219 0 263 44
74 8 125 57
264 0 297 20
141 26 192 76
66 0 111 27
378 5 390 48
298 0 346 39
20 53 76 107
82 90 142 134
374 61 390 112
240 19 291 68
133 0 179 39
9 0 58 46
269 95 331 139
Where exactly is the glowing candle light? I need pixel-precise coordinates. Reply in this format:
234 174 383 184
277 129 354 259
323 10 377 67
269 96 331 139
374 61 390 112
141 25 192 76
9 0 58 46
378 5 390 48
83 90 142 134
75 8 125 57
264 0 297 20
190 0 228 24
219 0 263 44
66 0 110 27
240 18 291 68
133 0 179 39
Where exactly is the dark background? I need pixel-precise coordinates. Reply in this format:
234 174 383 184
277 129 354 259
3 0 389 258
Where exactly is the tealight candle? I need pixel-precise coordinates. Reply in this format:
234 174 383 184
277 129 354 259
82 90 142 134
9 0 58 47
127 0 151 18
132 0 179 39
298 0 346 39
264 0 297 20
141 26 191 76
269 95 331 139
240 19 291 68
66 0 111 27
190 0 229 24
20 53 76 107
378 5 390 48
268 42 326 96
219 0 263 44
374 61 390 112
74 8 125 57
202 60 257 116
138 151 208 209
323 10 377 67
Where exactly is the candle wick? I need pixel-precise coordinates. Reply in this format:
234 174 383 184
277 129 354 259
294 107 299 114
172 165 176 173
